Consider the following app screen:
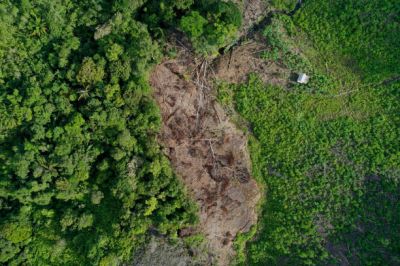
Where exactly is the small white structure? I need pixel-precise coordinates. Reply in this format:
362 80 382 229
297 73 309 84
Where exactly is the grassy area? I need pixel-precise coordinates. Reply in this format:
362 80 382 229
233 76 398 265
219 10 400 265
293 0 400 83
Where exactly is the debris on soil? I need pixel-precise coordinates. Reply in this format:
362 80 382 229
234 0 269 35
132 236 210 266
145 2 286 264
150 44 261 265
213 39 290 86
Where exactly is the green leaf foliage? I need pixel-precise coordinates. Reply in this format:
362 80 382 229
141 0 242 55
271 0 298 12
224 5 400 263
294 0 400 82
0 1 197 265
230 75 399 265
181 0 242 55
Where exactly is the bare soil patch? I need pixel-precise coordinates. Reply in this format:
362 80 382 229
145 2 290 264
150 47 261 265
132 236 210 266
213 38 290 87
235 0 269 35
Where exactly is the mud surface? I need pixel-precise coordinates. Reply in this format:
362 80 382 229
150 48 260 265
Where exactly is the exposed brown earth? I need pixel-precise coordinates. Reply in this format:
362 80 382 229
235 0 268 35
213 39 290 87
150 47 261 265
132 236 210 266
147 36 291 266
145 1 288 265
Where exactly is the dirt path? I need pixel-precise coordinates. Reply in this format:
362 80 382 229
150 48 260 265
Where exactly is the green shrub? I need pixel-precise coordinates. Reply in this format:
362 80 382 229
271 0 298 12
141 0 242 56
175 0 242 55
179 11 208 39
141 0 195 28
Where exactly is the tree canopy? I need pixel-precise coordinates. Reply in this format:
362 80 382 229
0 1 198 265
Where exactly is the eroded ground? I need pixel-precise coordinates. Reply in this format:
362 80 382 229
213 39 290 87
235 0 268 35
146 36 291 266
142 1 292 265
132 236 210 266
150 49 260 265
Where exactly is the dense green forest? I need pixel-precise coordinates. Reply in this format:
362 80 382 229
0 0 242 265
221 0 400 265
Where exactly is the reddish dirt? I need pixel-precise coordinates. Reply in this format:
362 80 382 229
150 48 261 265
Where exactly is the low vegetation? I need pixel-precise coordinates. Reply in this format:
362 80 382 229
294 0 400 83
226 75 399 265
219 1 400 264
270 0 298 12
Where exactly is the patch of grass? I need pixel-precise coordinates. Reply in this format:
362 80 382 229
271 0 298 12
293 0 400 83
183 233 205 249
222 10 399 265
232 74 399 265
232 225 258 266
